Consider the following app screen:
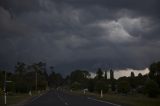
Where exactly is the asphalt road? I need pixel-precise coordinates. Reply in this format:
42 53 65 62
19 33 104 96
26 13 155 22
24 90 121 106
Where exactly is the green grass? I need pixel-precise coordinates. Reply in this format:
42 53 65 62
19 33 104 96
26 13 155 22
0 91 42 106
70 91 160 106
0 94 31 106
101 93 160 106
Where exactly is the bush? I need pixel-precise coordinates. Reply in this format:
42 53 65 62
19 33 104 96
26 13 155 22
117 81 130 94
144 80 159 98
95 81 109 93
70 82 81 90
87 79 95 92
0 87 3 96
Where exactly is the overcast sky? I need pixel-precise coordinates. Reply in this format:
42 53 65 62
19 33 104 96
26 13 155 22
0 0 160 75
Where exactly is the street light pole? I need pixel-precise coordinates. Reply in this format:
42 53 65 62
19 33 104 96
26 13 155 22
36 71 37 92
4 70 7 105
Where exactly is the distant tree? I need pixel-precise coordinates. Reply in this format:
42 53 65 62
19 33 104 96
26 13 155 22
117 81 130 94
63 75 70 86
144 80 159 98
95 80 109 93
96 68 103 80
130 72 136 89
110 69 115 91
54 73 63 86
138 73 143 78
28 62 48 91
110 69 114 80
48 71 56 87
0 70 5 89
70 70 90 83
149 62 157 79
104 71 107 80
87 79 95 92
70 82 81 90
50 66 54 72
131 72 135 78
149 61 160 86
136 73 144 87
48 71 63 88
69 70 90 89
0 87 3 96
15 62 26 75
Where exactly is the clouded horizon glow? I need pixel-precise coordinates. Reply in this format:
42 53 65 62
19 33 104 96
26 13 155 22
89 68 149 79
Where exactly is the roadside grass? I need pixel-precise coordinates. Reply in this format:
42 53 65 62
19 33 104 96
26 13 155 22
0 91 44 106
69 90 160 106
101 93 160 106
0 94 31 106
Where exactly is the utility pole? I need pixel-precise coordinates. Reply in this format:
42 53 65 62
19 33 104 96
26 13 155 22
36 71 38 92
3 70 12 105
4 70 7 105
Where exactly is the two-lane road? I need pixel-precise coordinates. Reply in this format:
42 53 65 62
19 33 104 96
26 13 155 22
24 90 121 106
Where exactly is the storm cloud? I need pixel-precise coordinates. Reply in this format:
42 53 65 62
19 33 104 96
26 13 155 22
0 0 160 74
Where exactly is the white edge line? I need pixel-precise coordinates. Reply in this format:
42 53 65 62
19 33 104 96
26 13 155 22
21 92 48 106
56 93 69 106
88 97 121 106
30 92 48 103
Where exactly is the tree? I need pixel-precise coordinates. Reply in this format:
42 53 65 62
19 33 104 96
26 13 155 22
117 81 130 94
149 62 157 79
69 70 90 89
138 73 142 78
70 70 90 83
70 82 81 90
144 80 159 98
131 72 135 78
110 69 115 91
0 87 3 96
149 61 160 86
110 69 114 80
50 66 54 72
96 68 103 80
15 62 26 75
95 80 109 93
104 71 107 80
48 71 56 87
87 79 95 92
130 72 136 89
27 62 48 91
48 71 63 88
136 73 143 86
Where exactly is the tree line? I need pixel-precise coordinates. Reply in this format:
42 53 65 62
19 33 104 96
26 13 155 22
0 61 160 98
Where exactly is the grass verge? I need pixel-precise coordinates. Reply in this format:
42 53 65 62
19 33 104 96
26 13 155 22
70 90 160 106
0 91 43 106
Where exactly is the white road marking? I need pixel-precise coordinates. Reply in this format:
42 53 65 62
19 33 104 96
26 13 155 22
65 102 68 105
29 91 49 103
87 97 121 106
56 92 69 106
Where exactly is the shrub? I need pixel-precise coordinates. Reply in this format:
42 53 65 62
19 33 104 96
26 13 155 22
144 80 159 98
87 79 95 92
0 87 3 96
95 80 109 93
70 82 81 90
117 81 130 94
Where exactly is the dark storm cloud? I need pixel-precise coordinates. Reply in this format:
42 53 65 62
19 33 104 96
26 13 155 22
0 0 160 74
53 0 160 17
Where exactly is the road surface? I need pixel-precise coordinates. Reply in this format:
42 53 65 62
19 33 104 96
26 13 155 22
24 90 121 106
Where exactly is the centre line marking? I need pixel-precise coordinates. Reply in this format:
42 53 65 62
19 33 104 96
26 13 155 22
88 97 121 106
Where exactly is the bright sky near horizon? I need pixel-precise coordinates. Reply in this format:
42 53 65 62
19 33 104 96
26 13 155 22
90 68 149 79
